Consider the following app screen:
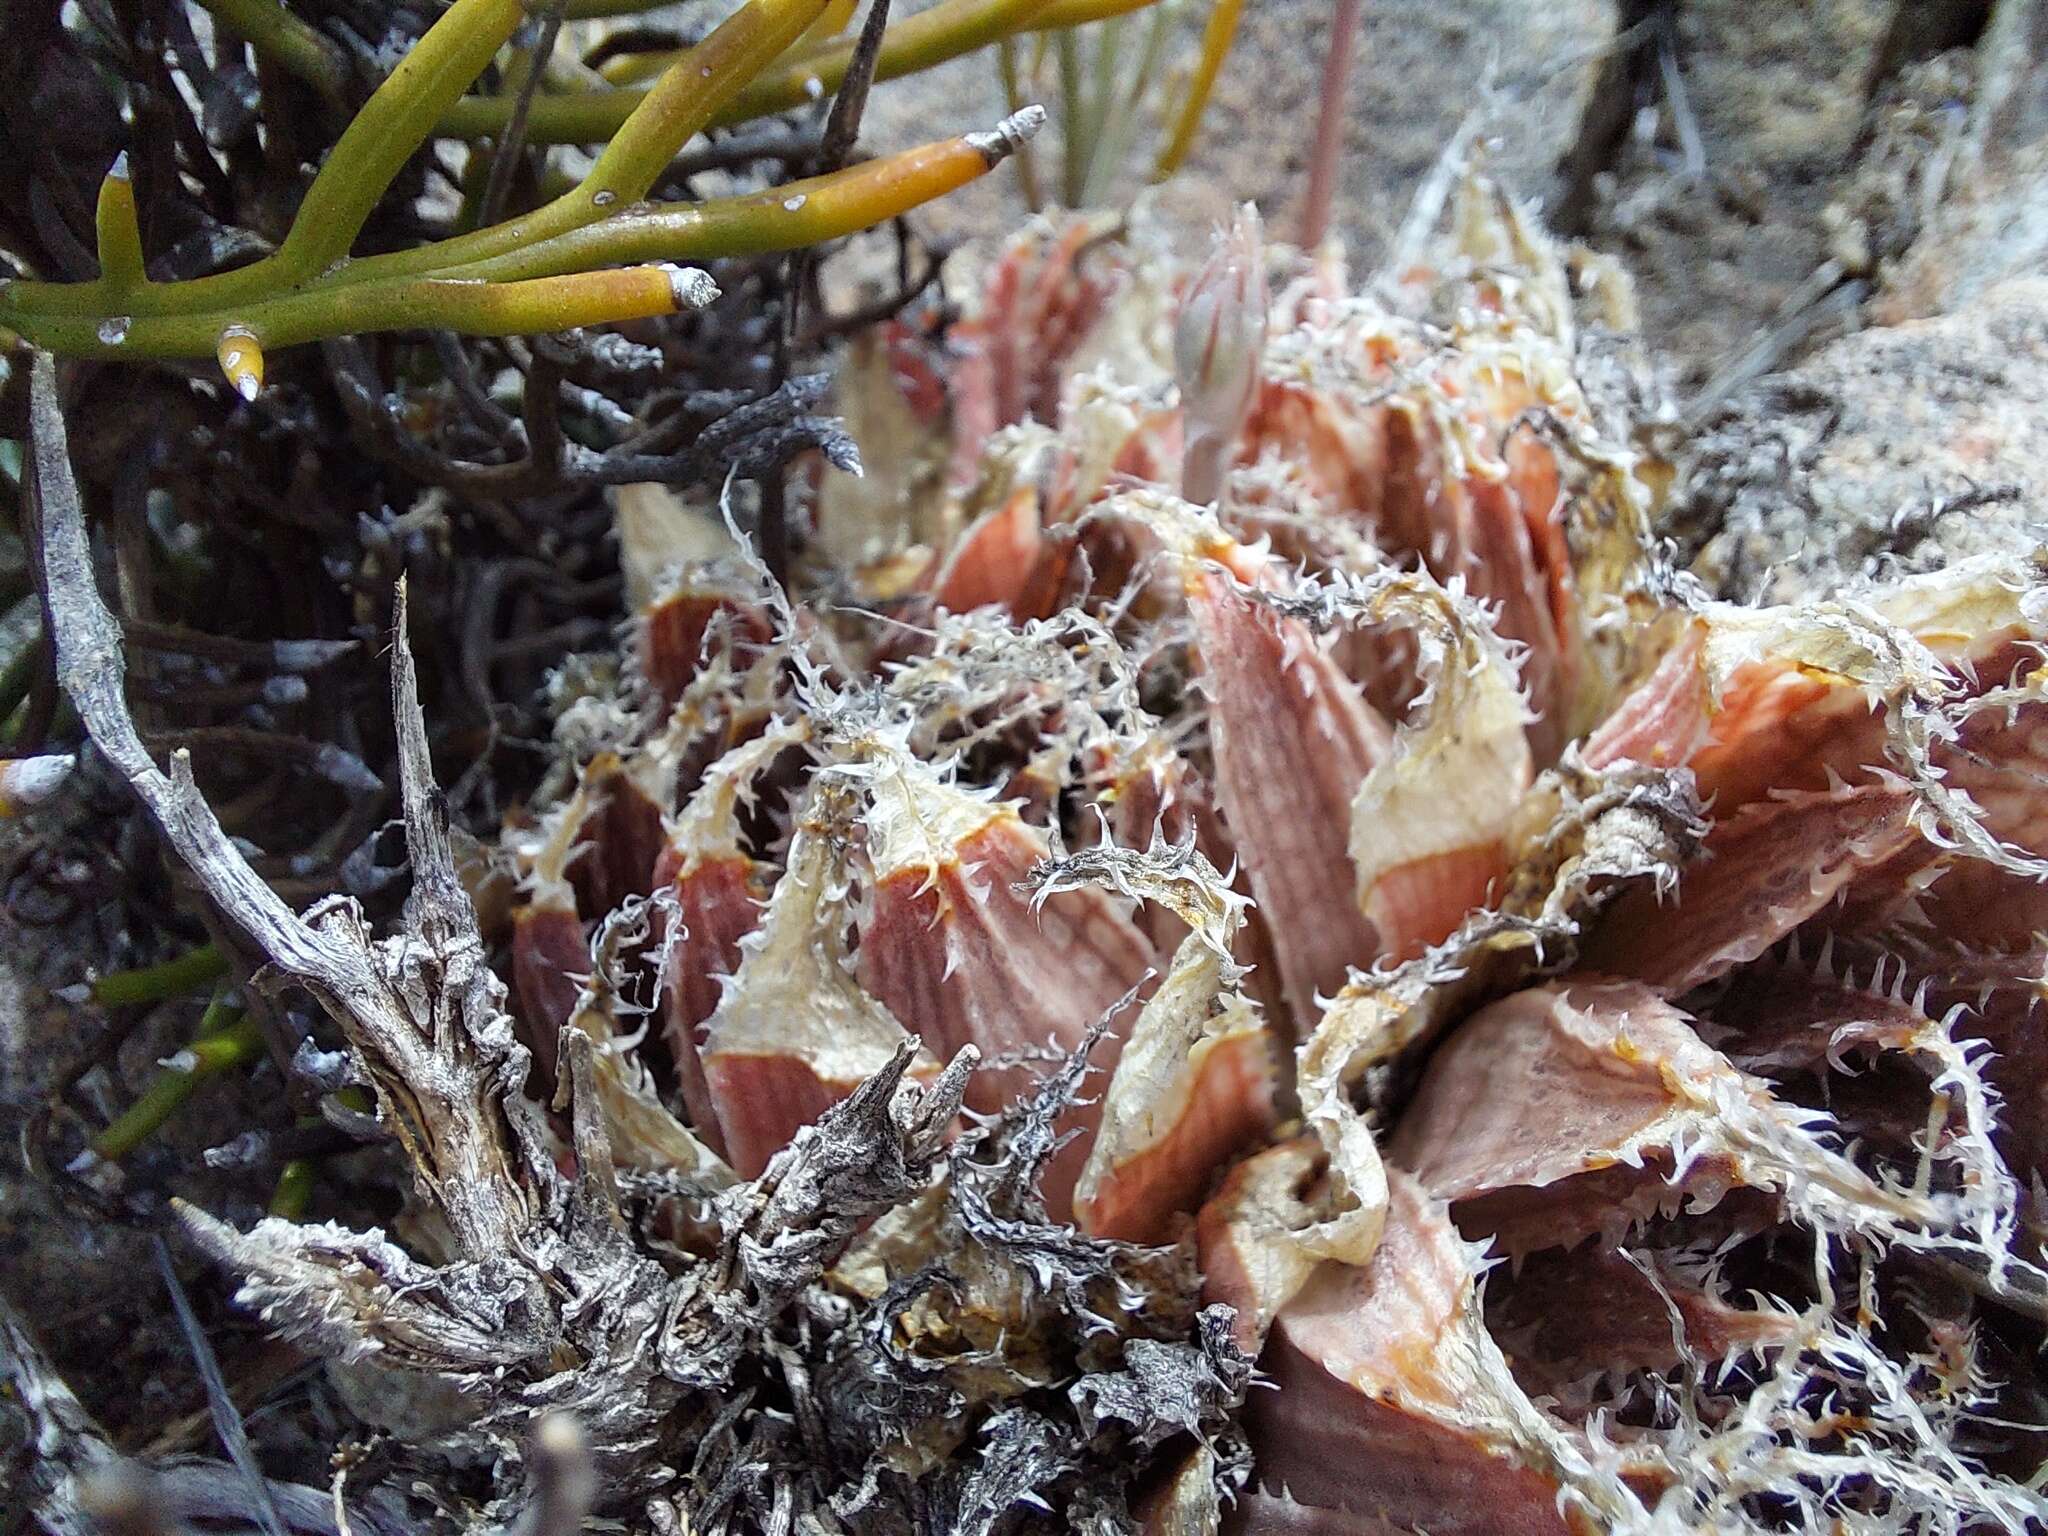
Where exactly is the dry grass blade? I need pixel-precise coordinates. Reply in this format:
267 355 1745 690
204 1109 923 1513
152 1238 286 1536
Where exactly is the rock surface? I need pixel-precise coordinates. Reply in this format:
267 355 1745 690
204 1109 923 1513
866 0 2048 400
1577 0 1893 392
1674 274 2048 603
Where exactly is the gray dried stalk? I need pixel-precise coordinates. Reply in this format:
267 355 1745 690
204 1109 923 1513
28 351 1246 1532
4 1291 407 1536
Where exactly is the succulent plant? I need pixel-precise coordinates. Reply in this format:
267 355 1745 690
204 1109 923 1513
26 157 2048 1531
485 178 2048 1530
0 0 1218 368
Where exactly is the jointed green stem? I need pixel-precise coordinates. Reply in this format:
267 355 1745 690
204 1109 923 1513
440 0 1098 144
16 264 702 358
0 0 827 348
5 131 1021 357
6 0 527 322
268 1156 316 1218
277 0 527 284
90 1001 261 1162
0 0 1067 360
94 155 147 291
329 0 829 292
91 942 229 1007
195 0 351 105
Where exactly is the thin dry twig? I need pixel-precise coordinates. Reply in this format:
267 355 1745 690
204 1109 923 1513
153 1238 287 1536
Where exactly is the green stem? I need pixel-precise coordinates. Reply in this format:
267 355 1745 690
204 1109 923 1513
0 0 1050 357
94 155 147 291
9 0 524 323
610 0 1147 84
439 0 1084 143
5 128 1011 357
195 0 351 105
733 0 1062 117
326 0 830 289
0 0 809 336
15 264 702 357
268 1157 316 1218
1054 30 1085 206
161 0 1140 155
591 0 830 200
90 1010 262 1161
1153 0 1244 180
91 943 228 1008
270 0 527 283
430 133 1011 281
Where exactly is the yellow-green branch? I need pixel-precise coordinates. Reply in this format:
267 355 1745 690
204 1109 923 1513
0 121 1036 358
10 0 827 328
0 0 1179 365
91 987 257 1161
326 0 832 286
438 119 1039 281
439 0 1154 143
13 0 528 320
195 0 350 105
264 0 529 289
91 942 229 1007
12 263 707 358
94 153 147 291
1153 0 1244 179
